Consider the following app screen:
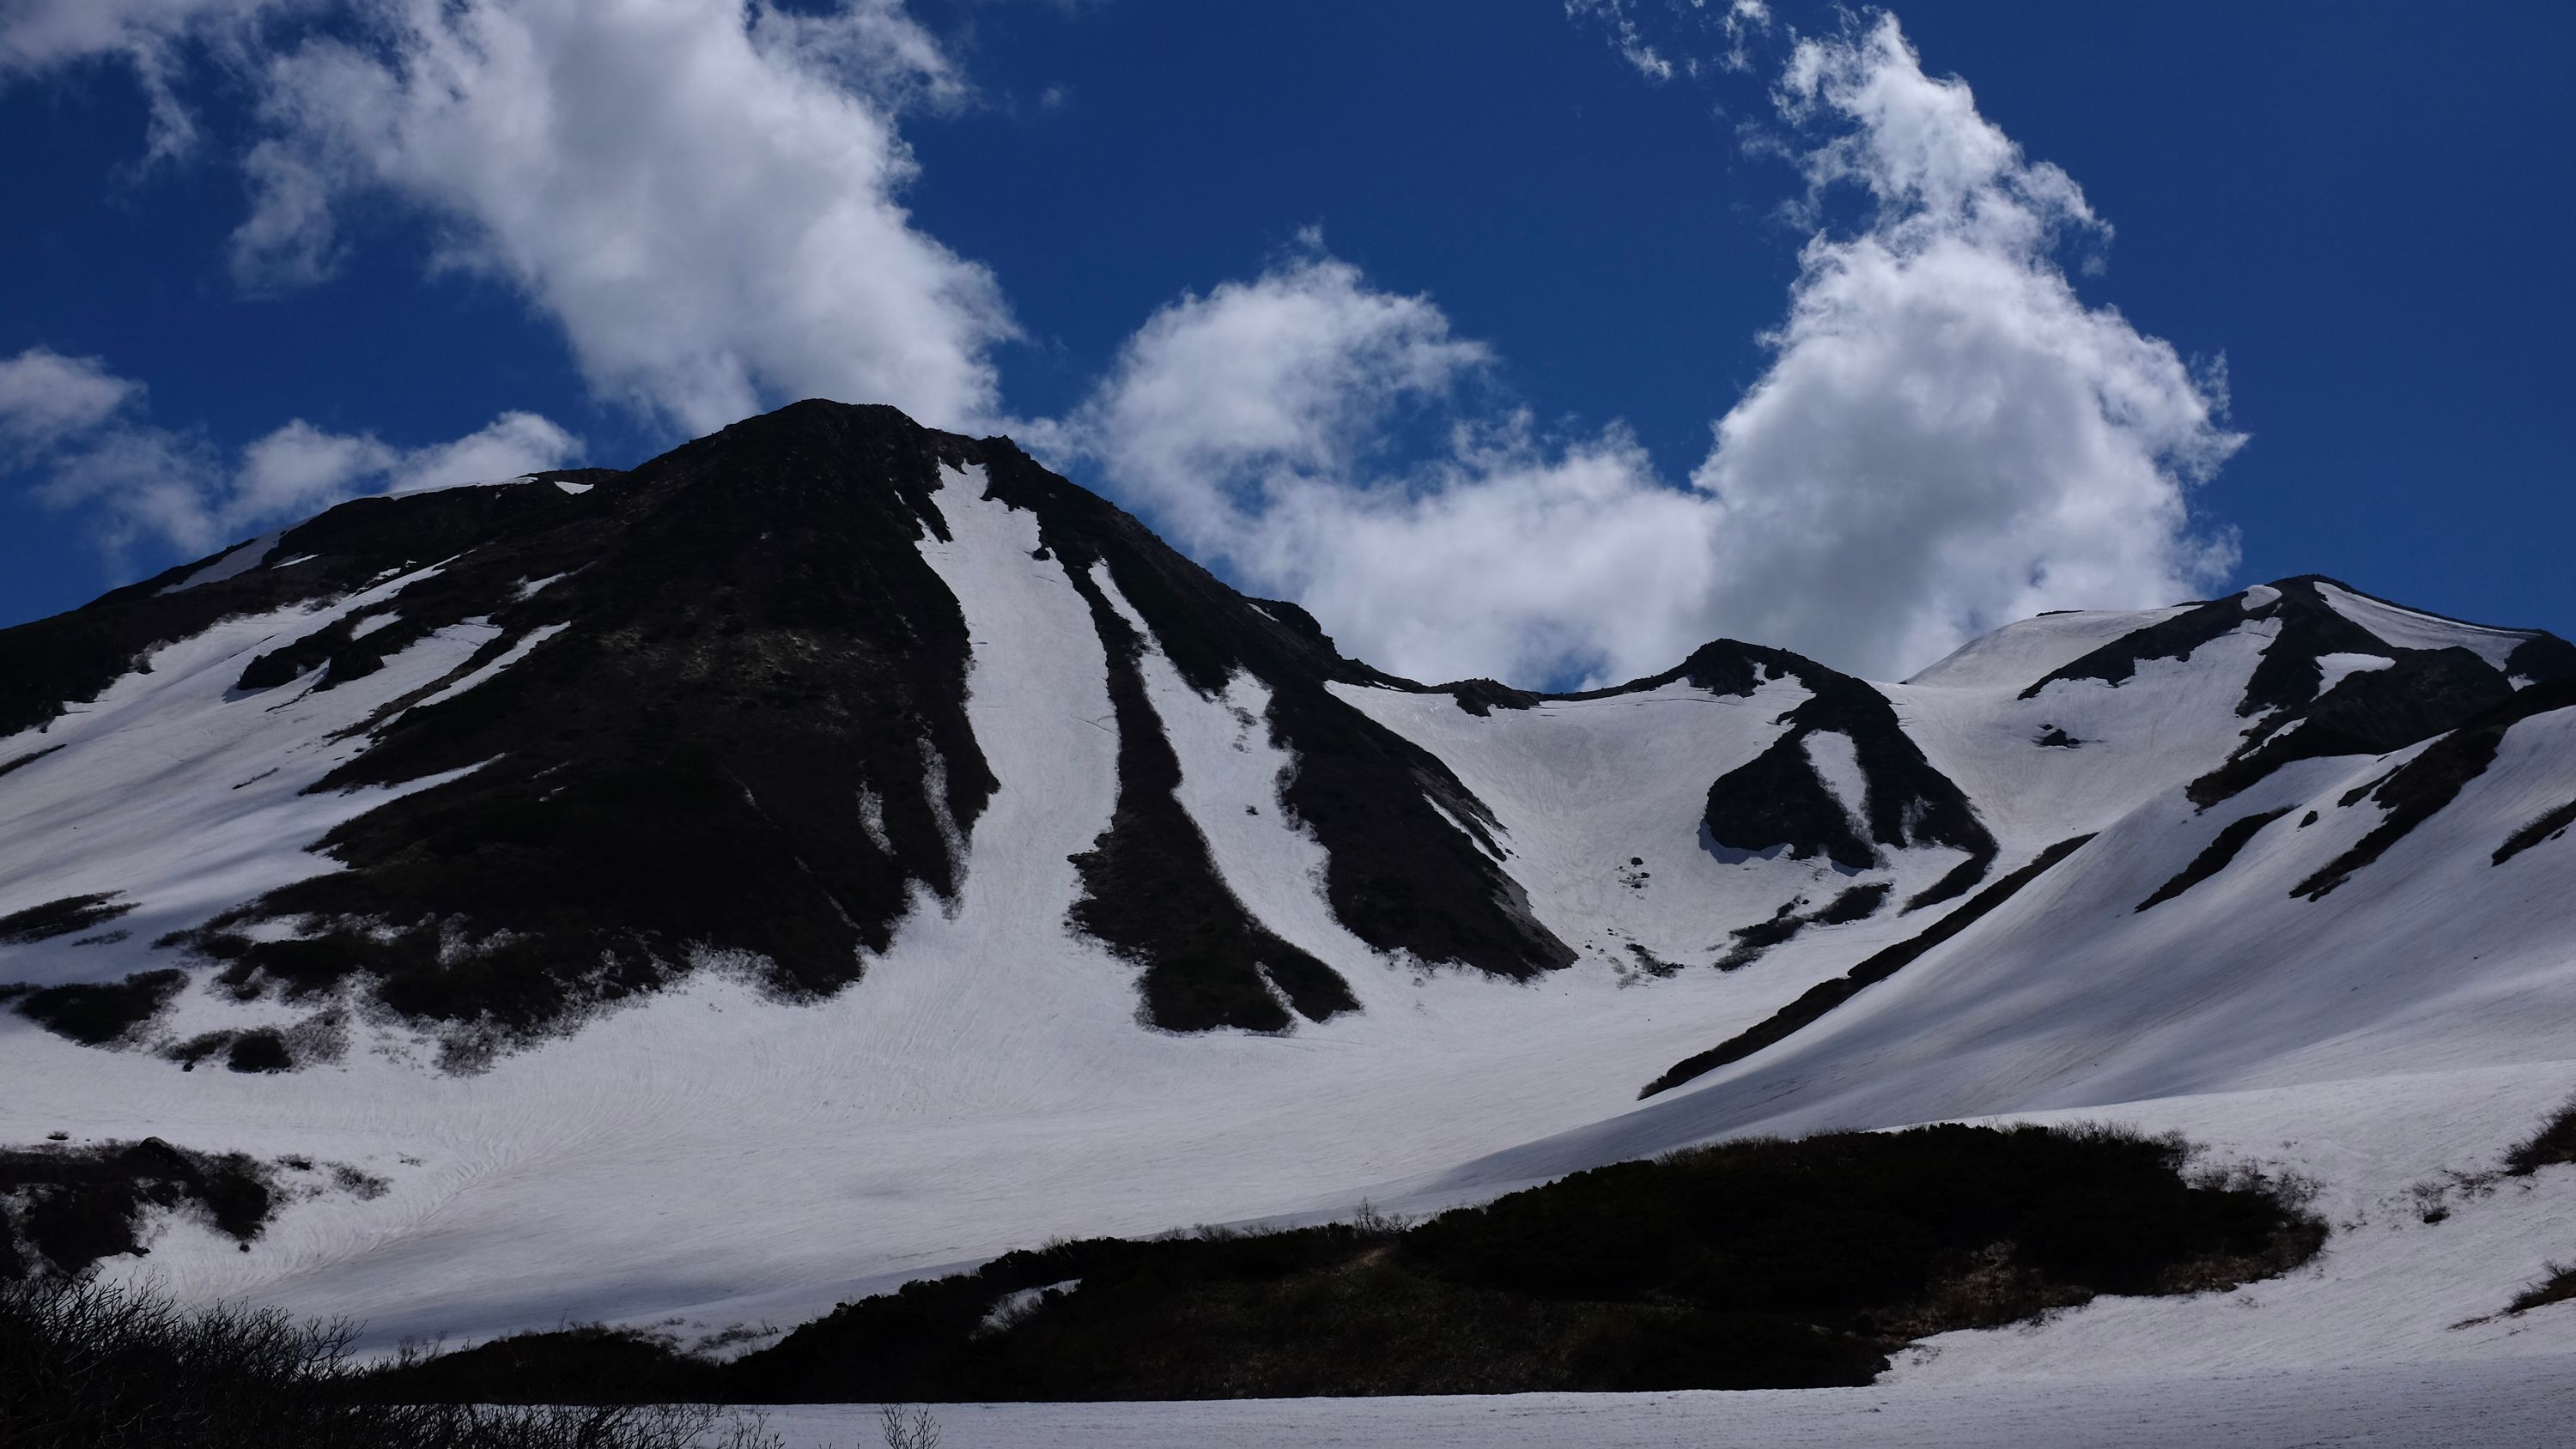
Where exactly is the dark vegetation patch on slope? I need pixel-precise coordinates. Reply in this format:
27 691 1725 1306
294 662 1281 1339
0 893 137 946
2506 1263 2576 1316
0 745 64 780
370 1124 2321 1403
160 404 1001 1059
2014 576 2572 810
162 1013 348 1075
342 1324 727 1407
2506 634 2576 683
2291 676 2576 900
0 1138 274 1281
975 439 1576 984
1712 884 1891 972
2504 1095 2576 1178
1 1277 781 1449
2494 797 2576 866
2188 647 2512 808
7 969 185 1046
2017 594 2242 700
1642 835 2095 1099
1057 542 1357 1033
2135 808 2295 912
1405 638 1801 718
1903 852 1996 913
1702 665 1996 877
1442 678 1542 717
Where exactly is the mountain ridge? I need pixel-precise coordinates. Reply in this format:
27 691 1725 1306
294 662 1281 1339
2 399 2573 1381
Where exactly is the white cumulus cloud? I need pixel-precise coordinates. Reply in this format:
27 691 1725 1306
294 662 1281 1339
0 347 147 450
0 347 580 560
1041 246 1706 687
1054 12 2242 685
230 0 1013 433
3 0 1013 434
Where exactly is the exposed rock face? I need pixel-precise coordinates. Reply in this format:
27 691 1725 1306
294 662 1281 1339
1 403 1575 1051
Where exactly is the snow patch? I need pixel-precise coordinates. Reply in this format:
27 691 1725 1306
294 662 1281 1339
404 623 565 714
1801 731 1870 847
156 530 285 594
2316 581 2531 668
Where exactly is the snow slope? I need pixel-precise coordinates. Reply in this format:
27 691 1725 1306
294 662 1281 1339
754 1354 2576 1449
1 403 2571 1398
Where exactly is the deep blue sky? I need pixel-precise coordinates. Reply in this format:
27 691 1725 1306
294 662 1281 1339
3 0 2569 641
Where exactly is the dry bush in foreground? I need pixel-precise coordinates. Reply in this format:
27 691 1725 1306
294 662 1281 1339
0 1277 789 1449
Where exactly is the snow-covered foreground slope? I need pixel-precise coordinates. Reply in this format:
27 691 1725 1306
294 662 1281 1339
3 401 2573 1396
755 1354 2576 1449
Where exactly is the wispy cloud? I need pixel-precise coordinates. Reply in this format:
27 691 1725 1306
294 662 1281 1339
0 348 145 451
0 0 309 160
1564 0 1676 82
0 348 579 561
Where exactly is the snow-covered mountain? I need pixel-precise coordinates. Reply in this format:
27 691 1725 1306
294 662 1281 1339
4 401 2573 1379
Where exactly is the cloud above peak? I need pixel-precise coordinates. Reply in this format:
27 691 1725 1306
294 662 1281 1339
0 347 579 560
4 0 1014 435
1054 12 2241 685
7 3 2242 680
232 0 1014 433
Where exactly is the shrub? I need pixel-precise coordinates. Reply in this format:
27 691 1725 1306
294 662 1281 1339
0 1139 274 1280
2504 1094 2576 1177
12 970 186 1046
705 1120 2324 1402
0 1277 787 1449
2507 1262 2576 1316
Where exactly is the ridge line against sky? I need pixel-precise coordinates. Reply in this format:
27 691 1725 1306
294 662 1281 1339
0 1 2566 686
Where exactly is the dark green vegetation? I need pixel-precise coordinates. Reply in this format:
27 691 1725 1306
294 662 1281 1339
2494 795 2576 866
164 1026 303 1074
6 968 185 1045
0 744 65 779
2503 1094 2576 1177
0 893 137 946
1641 835 2095 1099
362 1123 2321 1404
1712 883 1890 972
0 1139 273 1281
2506 1262 2576 1316
2136 808 2293 912
2293 676 2576 900
1 1278 785 1449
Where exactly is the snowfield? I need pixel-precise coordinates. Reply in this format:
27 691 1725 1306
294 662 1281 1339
754 1353 2576 1449
3 449 2573 1437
